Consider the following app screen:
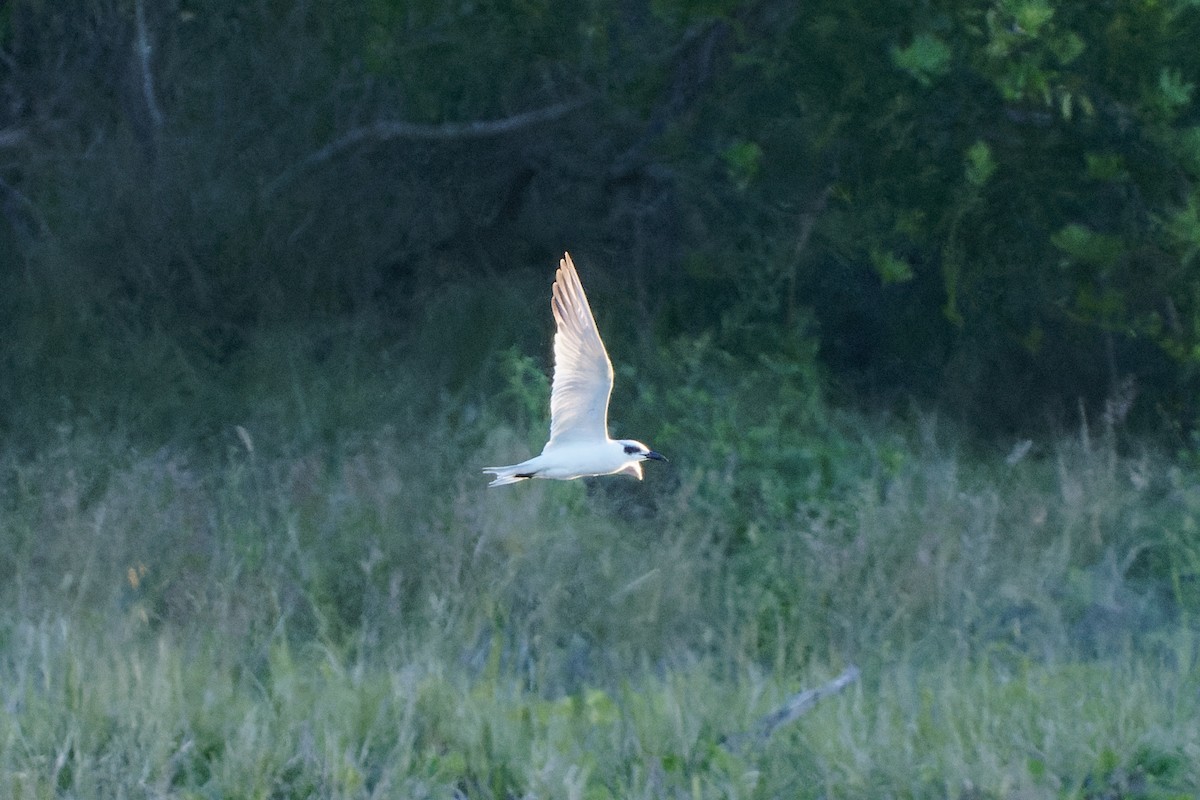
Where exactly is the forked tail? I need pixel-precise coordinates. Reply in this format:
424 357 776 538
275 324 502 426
482 465 533 488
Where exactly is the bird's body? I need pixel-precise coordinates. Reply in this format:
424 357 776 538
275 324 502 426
484 252 665 487
483 440 651 487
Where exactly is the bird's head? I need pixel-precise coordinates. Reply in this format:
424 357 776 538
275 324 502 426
619 440 668 463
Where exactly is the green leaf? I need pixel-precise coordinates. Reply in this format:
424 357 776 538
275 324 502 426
1060 90 1074 120
721 140 763 191
1051 31 1085 64
583 688 618 725
1159 67 1196 109
892 33 952 86
870 248 914 284
1051 224 1125 267
894 208 928 238
1160 196 1200 266
965 140 997 187
1013 0 1054 36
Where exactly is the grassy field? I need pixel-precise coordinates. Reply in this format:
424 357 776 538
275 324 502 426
2 323 1199 798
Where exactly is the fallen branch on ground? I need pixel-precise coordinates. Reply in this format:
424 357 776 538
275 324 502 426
722 664 861 750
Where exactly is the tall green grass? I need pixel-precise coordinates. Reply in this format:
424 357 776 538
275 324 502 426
2 618 1196 797
2 319 1199 795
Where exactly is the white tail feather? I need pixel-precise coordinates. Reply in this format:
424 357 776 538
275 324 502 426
482 466 532 487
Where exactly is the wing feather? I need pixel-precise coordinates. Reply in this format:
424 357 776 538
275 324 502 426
547 252 613 446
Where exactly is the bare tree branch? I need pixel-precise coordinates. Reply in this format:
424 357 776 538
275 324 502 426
264 97 590 197
787 184 833 326
133 0 164 133
722 664 860 750
606 0 805 185
608 20 729 183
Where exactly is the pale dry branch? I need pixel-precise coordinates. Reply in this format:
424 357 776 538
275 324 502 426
133 0 164 132
265 97 589 197
722 664 860 750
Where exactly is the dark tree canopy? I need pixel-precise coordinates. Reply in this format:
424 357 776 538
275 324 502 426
1 0 1198 436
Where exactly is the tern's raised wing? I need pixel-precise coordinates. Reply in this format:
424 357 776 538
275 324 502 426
547 252 614 446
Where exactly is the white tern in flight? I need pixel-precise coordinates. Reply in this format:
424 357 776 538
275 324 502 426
484 252 666 487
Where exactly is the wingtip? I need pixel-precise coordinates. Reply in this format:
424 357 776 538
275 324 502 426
561 251 584 278
553 251 586 326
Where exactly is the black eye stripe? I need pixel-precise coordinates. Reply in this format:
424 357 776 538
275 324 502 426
623 444 639 454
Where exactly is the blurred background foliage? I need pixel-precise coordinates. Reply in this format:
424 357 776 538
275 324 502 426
0 0 1198 442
